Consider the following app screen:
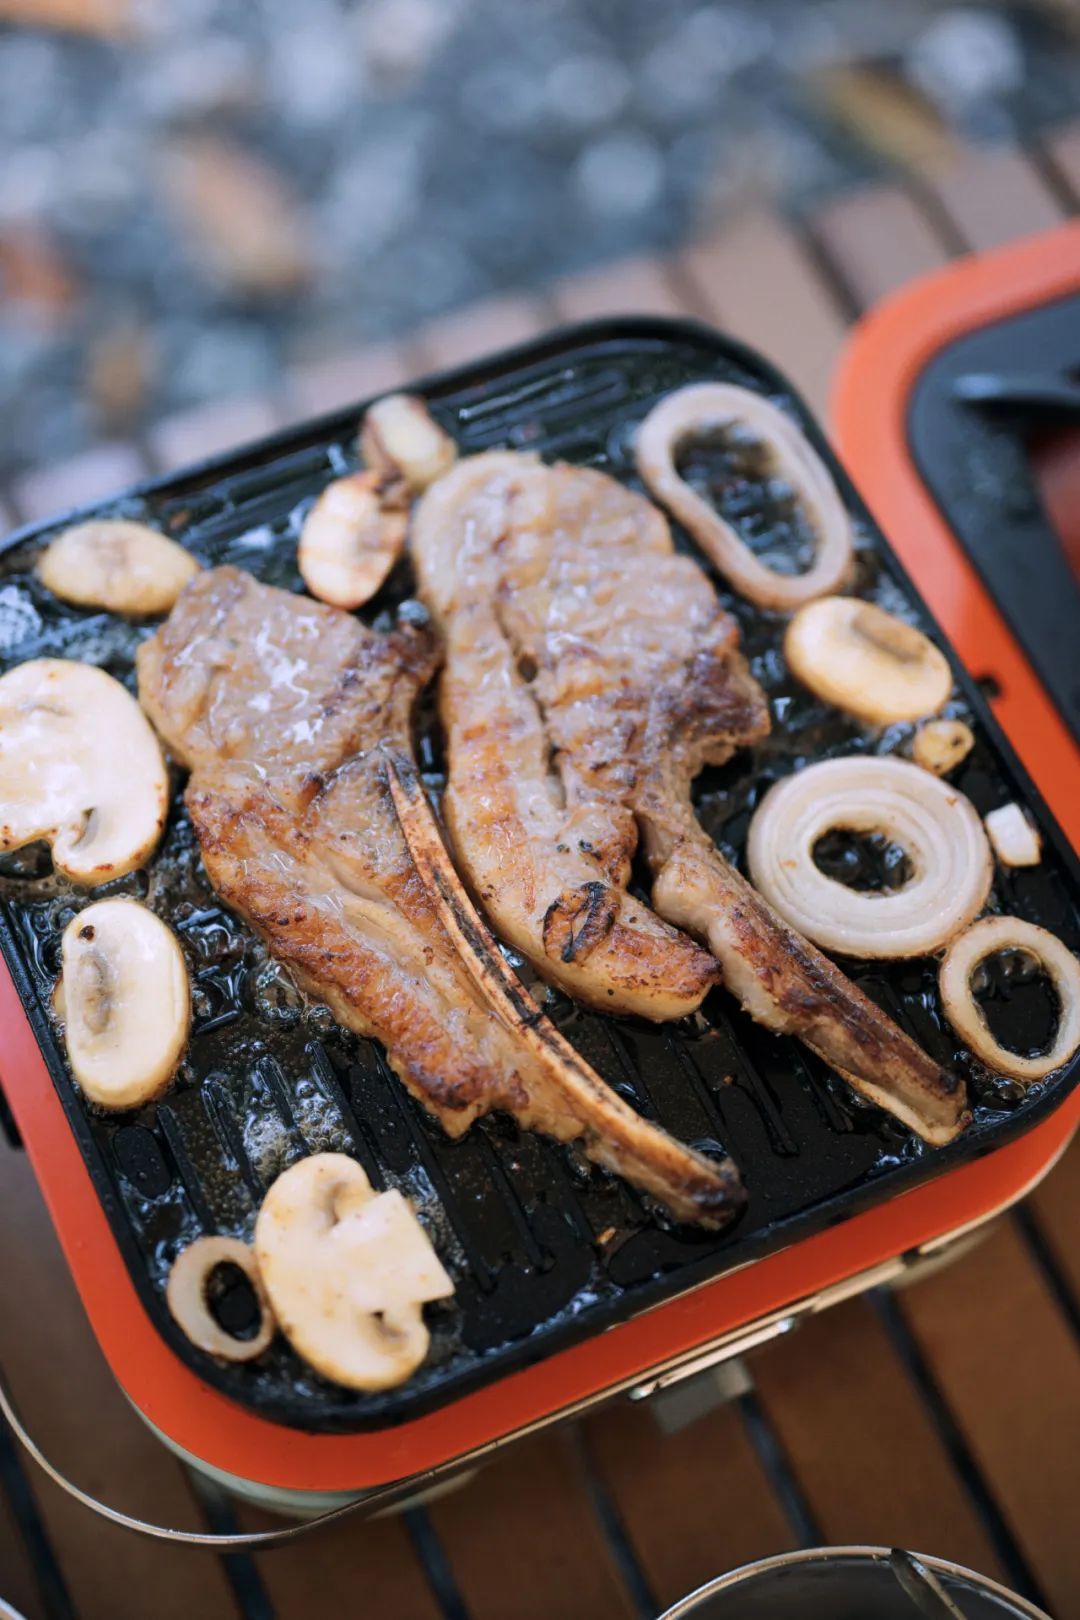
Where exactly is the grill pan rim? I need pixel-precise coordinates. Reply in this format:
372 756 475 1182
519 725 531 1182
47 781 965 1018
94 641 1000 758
0 315 1076 1435
830 222 1080 851
906 290 1080 745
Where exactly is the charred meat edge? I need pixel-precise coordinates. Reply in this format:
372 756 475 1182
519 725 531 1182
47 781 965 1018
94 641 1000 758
385 750 744 1225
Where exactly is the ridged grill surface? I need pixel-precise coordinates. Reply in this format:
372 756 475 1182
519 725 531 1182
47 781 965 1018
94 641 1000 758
0 322 1076 1431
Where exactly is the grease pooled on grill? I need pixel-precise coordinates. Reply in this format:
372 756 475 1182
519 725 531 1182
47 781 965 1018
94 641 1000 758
0 330 1075 1432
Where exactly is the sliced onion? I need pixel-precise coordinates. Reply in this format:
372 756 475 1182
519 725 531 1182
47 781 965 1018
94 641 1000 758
984 803 1042 868
635 382 853 611
747 756 992 958
166 1235 275 1362
785 597 952 725
939 916 1080 1082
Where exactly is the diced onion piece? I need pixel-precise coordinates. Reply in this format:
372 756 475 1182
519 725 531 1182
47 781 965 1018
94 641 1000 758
55 897 190 1109
166 1236 275 1362
635 382 853 611
985 803 1042 868
747 756 992 958
254 1153 454 1391
939 916 1080 1082
785 597 952 725
912 718 974 776
359 394 457 493
38 519 199 616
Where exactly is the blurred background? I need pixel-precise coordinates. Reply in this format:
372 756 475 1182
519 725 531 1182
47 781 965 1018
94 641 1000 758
0 0 1078 482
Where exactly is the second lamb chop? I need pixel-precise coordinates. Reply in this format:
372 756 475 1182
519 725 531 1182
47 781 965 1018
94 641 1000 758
412 453 968 1145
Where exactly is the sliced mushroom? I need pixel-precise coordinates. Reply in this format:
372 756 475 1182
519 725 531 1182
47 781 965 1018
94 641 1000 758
635 382 853 611
254 1153 454 1392
0 659 168 882
166 1235 275 1362
912 718 975 776
54 897 190 1109
939 915 1080 1082
359 394 458 493
38 519 200 616
298 471 409 610
984 803 1042 867
785 597 952 725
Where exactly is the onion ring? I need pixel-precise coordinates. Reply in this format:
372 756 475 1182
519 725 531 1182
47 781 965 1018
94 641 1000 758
635 382 853 611
747 756 992 958
939 916 1080 1082
166 1235 275 1362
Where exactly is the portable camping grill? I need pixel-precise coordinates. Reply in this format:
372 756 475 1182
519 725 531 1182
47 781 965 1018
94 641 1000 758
0 307 1076 1536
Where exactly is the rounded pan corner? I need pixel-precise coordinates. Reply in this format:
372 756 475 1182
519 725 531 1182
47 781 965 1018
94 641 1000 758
830 221 1080 846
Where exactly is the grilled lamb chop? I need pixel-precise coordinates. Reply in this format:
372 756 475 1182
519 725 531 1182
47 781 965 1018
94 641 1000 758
412 454 968 1145
408 454 719 1022
136 566 742 1226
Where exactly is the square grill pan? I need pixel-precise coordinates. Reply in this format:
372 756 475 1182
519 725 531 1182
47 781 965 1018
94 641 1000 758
0 318 1076 1434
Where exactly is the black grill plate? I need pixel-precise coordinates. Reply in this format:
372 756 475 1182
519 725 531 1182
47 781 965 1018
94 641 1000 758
0 319 1076 1432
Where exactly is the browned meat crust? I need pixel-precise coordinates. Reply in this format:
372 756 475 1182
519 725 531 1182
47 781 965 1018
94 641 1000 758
384 753 741 1218
412 455 721 1021
411 453 968 1145
136 566 743 1226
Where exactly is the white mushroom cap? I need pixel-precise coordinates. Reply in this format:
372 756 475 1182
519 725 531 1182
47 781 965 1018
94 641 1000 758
298 471 408 610
38 519 200 616
54 897 190 1110
360 394 458 493
785 597 952 726
0 659 168 882
254 1153 454 1392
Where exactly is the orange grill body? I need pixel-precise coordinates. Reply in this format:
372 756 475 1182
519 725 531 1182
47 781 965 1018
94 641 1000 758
2 237 1078 1492
832 221 1080 847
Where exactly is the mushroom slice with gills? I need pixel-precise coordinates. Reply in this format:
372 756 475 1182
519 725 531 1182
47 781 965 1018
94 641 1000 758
166 1236 275 1362
940 916 1080 1083
785 597 953 726
298 470 409 610
985 803 1042 868
747 756 993 959
54 897 190 1109
635 382 853 611
254 1153 454 1392
359 393 458 493
912 718 975 776
0 658 168 882
37 519 200 616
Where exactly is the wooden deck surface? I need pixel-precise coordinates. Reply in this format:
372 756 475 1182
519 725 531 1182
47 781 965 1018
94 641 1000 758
1 122 1078 1620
